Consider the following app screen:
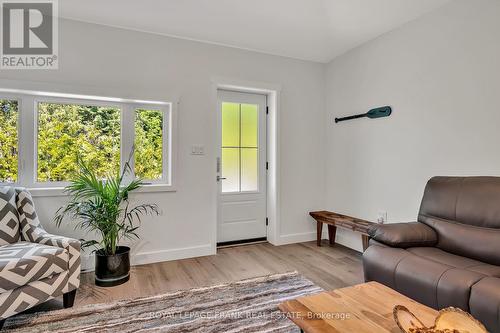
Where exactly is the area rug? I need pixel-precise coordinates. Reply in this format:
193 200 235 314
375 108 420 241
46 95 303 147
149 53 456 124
4 271 322 332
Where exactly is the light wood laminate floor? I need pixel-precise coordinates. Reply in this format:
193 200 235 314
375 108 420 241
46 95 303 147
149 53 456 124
21 240 363 314
76 240 363 307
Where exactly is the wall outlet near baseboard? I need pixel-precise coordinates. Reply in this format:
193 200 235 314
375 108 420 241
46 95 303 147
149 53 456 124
377 211 387 224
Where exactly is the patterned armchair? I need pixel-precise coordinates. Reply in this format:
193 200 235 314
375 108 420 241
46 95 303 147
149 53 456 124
0 187 81 327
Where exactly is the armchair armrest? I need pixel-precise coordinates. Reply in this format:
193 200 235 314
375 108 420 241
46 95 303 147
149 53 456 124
368 222 437 248
30 230 81 259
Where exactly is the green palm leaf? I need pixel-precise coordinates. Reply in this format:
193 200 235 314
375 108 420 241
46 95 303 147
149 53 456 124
55 154 159 255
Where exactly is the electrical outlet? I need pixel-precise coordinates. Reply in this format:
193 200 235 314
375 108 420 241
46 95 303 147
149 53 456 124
377 211 387 224
191 145 205 155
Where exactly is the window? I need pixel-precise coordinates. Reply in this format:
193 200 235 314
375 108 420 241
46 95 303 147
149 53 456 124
221 102 259 192
0 99 19 183
135 109 164 181
0 89 173 192
37 102 121 182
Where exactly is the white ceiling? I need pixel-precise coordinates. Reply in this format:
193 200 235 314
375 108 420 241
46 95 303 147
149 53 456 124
59 0 452 63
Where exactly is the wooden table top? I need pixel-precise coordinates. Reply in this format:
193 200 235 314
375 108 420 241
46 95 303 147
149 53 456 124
279 281 438 333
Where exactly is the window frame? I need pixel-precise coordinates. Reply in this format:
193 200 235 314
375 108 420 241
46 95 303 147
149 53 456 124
131 104 171 185
33 96 123 187
0 94 22 185
0 89 174 196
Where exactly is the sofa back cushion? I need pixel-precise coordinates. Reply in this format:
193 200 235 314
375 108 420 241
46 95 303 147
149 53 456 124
0 186 20 245
418 176 500 265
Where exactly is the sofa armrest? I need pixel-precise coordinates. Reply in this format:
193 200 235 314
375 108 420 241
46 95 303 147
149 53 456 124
368 222 437 248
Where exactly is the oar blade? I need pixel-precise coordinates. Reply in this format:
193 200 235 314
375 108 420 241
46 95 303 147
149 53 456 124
366 106 392 119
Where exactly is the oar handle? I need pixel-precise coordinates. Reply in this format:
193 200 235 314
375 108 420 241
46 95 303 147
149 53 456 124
335 113 367 123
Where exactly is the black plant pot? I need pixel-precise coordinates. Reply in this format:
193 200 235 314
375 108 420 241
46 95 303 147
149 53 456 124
95 246 130 287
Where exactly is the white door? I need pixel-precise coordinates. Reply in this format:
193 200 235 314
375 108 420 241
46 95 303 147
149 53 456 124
217 90 267 244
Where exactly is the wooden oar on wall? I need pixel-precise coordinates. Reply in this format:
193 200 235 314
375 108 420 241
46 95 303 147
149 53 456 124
335 106 392 123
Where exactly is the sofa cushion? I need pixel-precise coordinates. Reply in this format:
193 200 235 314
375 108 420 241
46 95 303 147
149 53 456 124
398 248 500 310
419 176 500 228
363 245 412 288
0 187 20 245
418 177 500 266
407 247 500 277
470 277 500 333
436 268 485 310
467 264 500 278
364 245 486 311
420 216 500 266
0 241 67 292
407 247 484 268
394 254 445 308
396 254 486 311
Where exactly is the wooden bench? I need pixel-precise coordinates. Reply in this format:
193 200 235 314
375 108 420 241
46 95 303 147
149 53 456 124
309 210 375 251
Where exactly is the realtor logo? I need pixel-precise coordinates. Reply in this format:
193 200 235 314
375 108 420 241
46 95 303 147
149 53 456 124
1 0 58 69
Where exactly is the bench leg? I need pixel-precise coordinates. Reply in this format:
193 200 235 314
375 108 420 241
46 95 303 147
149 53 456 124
316 221 323 246
328 225 337 246
362 235 370 252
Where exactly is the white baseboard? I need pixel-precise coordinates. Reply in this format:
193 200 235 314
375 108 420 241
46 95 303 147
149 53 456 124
79 231 362 272
133 244 214 266
81 244 215 272
274 230 362 253
274 230 329 246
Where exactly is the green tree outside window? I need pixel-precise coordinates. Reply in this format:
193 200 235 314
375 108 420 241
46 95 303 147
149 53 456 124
0 100 19 183
37 102 121 182
135 109 164 180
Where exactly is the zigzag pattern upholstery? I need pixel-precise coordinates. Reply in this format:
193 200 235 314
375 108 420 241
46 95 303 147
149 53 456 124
0 187 20 245
0 187 80 320
0 242 67 292
15 189 81 292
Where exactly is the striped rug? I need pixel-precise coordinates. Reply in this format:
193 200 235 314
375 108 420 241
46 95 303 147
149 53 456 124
4 271 322 332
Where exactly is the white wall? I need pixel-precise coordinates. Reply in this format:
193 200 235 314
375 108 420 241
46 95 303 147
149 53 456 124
6 0 494 261
326 0 500 251
0 19 326 269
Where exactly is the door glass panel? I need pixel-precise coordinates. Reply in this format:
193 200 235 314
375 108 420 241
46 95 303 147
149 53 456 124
222 103 240 147
221 148 239 192
241 148 258 191
241 104 258 147
221 100 260 193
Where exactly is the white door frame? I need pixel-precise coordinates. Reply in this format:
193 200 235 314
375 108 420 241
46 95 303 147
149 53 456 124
217 90 267 243
211 77 281 251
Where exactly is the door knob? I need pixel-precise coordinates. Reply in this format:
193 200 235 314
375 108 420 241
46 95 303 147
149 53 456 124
217 176 227 182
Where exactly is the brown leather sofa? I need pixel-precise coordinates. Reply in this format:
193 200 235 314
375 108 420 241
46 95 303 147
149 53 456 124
363 176 500 333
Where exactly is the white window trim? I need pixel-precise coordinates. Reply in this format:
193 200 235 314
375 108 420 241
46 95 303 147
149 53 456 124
0 88 176 196
131 104 171 186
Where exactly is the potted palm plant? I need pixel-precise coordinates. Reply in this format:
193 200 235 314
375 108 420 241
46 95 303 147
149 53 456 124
55 156 159 287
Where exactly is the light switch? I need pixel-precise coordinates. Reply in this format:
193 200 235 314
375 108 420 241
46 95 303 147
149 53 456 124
191 145 205 155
